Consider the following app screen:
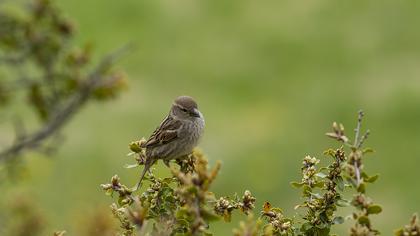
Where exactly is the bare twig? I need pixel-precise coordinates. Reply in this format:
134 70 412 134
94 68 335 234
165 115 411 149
354 161 361 187
353 110 364 147
351 110 370 187
0 44 132 162
357 129 370 149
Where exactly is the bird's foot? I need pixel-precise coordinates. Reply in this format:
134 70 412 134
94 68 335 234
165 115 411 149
163 159 171 167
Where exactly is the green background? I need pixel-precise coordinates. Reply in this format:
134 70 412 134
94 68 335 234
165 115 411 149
3 0 420 235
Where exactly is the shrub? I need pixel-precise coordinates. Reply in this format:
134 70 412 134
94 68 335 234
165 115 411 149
0 0 128 163
101 111 418 236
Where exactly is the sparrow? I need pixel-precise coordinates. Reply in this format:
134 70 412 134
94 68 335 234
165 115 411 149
135 95 205 190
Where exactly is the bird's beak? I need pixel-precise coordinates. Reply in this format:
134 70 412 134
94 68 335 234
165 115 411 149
190 108 201 118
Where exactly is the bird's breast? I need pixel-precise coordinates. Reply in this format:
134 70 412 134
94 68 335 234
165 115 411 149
180 118 204 144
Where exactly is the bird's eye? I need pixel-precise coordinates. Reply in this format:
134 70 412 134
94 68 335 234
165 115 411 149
181 108 187 112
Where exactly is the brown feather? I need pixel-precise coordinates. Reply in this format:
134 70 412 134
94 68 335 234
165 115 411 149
141 115 182 148
174 96 198 110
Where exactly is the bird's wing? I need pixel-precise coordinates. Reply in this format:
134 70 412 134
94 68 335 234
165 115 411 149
142 116 182 148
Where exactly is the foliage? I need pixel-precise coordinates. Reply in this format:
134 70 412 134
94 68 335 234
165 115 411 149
53 231 67 236
0 0 128 234
1 1 418 235
0 194 45 236
102 111 417 236
394 214 420 236
102 146 255 236
0 0 128 162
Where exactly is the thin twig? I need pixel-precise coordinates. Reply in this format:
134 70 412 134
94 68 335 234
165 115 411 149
357 130 370 149
353 110 364 147
0 44 133 162
354 161 361 187
352 110 369 186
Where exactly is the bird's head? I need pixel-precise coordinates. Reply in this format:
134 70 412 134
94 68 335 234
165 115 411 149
170 95 202 120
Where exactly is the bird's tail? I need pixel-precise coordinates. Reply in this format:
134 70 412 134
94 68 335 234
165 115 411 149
135 159 152 191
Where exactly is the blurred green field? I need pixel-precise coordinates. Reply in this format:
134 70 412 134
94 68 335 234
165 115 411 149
2 0 420 235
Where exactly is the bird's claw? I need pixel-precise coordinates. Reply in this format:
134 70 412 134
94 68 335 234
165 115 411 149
163 159 170 167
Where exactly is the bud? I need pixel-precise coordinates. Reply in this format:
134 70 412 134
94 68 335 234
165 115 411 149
129 139 145 153
111 175 120 186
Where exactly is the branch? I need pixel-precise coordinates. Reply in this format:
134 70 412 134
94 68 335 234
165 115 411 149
353 110 364 147
0 44 132 162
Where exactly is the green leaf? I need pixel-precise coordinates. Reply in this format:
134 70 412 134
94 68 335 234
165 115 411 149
290 181 304 188
346 176 357 188
309 192 322 199
394 228 404 236
314 181 325 188
315 227 330 236
162 177 175 184
362 148 374 154
332 216 345 224
319 167 329 171
301 222 312 232
176 208 189 219
357 183 366 193
319 213 329 224
361 172 369 179
303 185 312 194
358 216 370 226
367 205 382 214
201 209 221 222
323 149 336 157
105 188 113 196
271 207 283 213
165 195 176 203
176 218 190 227
126 152 136 156
315 172 327 178
187 186 198 194
117 196 125 206
124 163 139 169
336 199 350 207
294 204 304 210
335 176 345 191
364 174 379 183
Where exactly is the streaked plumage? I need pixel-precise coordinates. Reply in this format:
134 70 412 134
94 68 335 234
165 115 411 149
135 96 205 189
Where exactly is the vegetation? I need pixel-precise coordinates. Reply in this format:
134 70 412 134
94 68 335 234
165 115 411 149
0 0 127 164
0 0 126 234
1 0 420 235
101 111 418 235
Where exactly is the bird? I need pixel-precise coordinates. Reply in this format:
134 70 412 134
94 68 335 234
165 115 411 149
135 95 205 190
